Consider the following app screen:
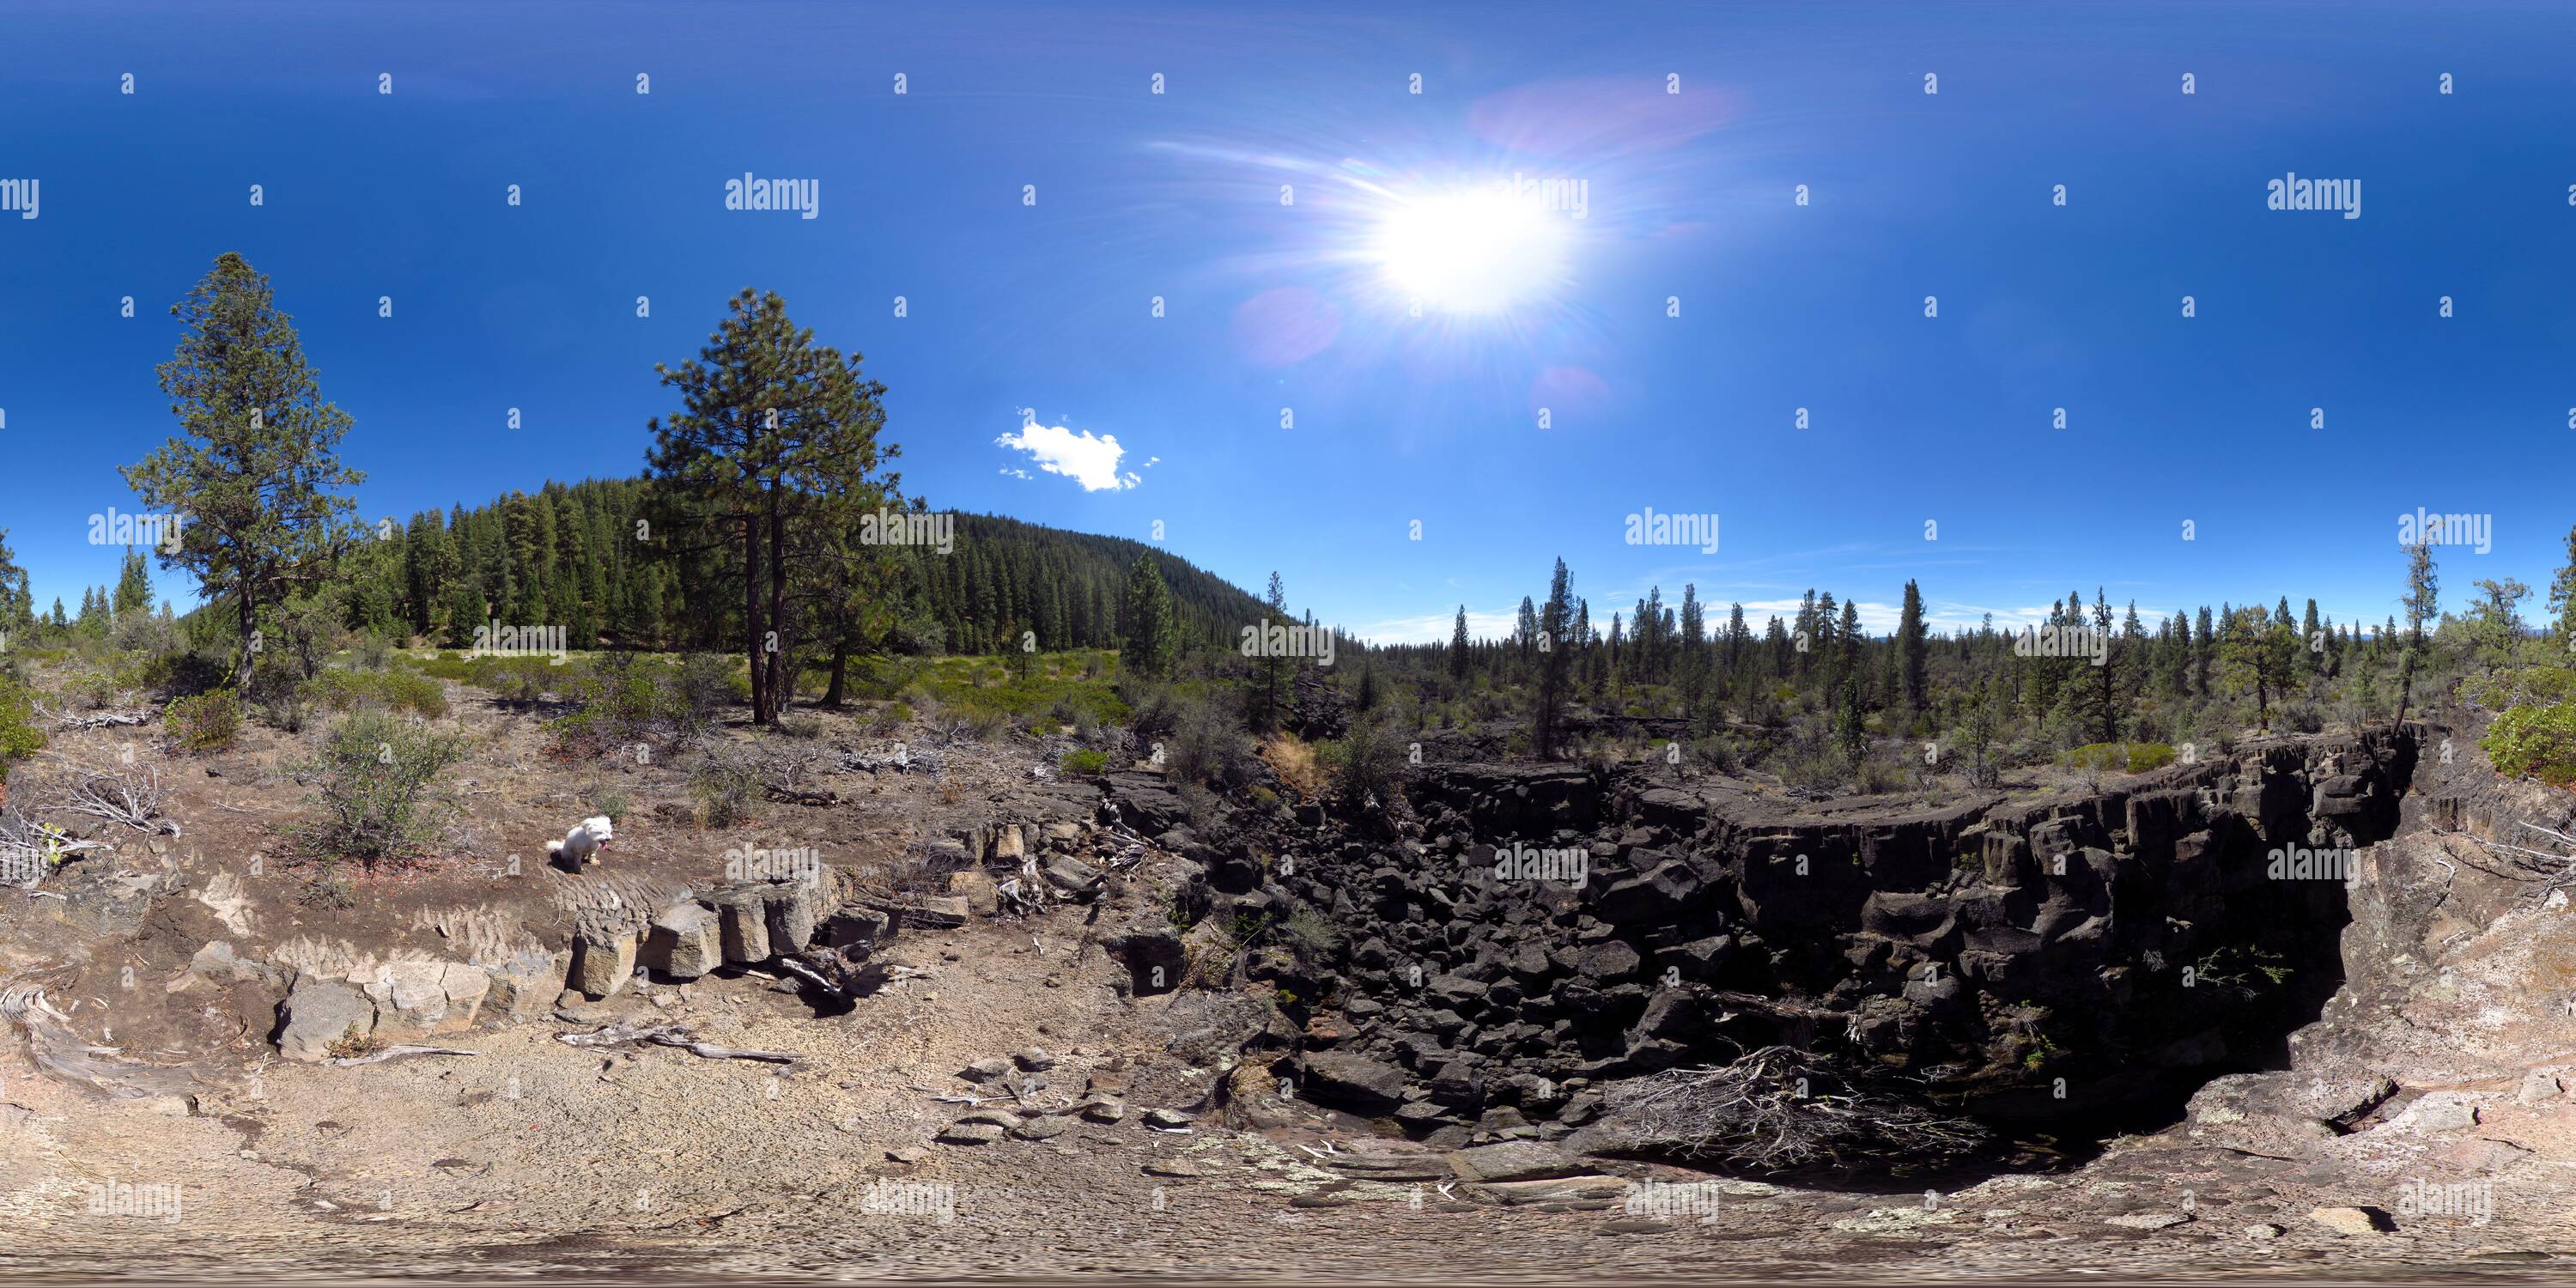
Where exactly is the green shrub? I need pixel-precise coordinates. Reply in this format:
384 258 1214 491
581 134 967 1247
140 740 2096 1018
1319 713 1406 811
1167 693 1253 787
671 653 736 734
0 675 45 770
865 700 913 737
303 667 449 719
691 747 759 828
296 711 467 865
2484 702 2576 787
166 690 240 753
1060 748 1109 777
556 656 667 750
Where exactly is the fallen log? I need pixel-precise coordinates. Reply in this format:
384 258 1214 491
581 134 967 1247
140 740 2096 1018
327 1044 479 1067
556 1020 802 1064
763 786 841 807
54 712 150 731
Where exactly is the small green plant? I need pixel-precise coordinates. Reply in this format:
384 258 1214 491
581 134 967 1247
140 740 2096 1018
296 866 357 909
1059 748 1109 777
2019 1032 2060 1071
323 1027 380 1060
1279 907 1341 960
165 690 240 753
585 785 632 820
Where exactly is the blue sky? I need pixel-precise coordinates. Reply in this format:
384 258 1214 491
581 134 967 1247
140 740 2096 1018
3 1 2571 643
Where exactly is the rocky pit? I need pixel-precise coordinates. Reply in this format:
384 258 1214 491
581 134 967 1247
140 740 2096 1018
8 702 2576 1280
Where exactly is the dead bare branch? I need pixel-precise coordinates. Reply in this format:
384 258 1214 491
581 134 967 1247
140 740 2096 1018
1597 1045 1990 1170
60 765 167 832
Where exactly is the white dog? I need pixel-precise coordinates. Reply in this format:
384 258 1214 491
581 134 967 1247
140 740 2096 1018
546 816 615 868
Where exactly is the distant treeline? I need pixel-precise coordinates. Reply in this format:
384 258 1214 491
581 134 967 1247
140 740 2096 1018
225 480 1275 660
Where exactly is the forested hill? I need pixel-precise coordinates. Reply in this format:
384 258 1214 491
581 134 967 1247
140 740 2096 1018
908 512 1270 657
301 477 1268 658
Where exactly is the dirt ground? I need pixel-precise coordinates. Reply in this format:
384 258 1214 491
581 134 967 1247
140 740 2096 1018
8 677 2576 1282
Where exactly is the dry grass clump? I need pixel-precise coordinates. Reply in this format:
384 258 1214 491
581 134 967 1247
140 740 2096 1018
1258 733 1326 802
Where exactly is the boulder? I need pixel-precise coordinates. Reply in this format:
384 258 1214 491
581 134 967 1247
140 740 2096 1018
937 1121 1004 1145
188 941 283 989
820 907 895 951
1594 859 1701 923
643 902 722 981
909 896 972 928
1011 1115 1074 1140
1298 1050 1412 1115
714 888 774 963
948 871 999 916
353 960 488 1039
276 975 376 1061
569 924 639 999
56 871 161 938
1446 1140 1585 1183
482 947 568 1023
760 876 827 953
2310 1206 2393 1236
1042 856 1103 897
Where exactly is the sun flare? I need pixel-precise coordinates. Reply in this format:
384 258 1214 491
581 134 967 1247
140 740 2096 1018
1371 186 1570 315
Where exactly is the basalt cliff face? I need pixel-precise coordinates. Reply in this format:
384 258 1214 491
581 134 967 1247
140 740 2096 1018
1122 726 2421 1151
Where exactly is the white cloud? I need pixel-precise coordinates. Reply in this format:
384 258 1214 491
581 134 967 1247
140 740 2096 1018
994 418 1136 492
1349 609 1520 646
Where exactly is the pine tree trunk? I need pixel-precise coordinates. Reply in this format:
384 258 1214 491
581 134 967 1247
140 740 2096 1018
822 637 849 708
234 592 258 689
743 507 769 724
763 500 789 720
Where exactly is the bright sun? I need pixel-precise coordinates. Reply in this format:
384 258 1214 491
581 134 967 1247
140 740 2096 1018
1372 187 1568 315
